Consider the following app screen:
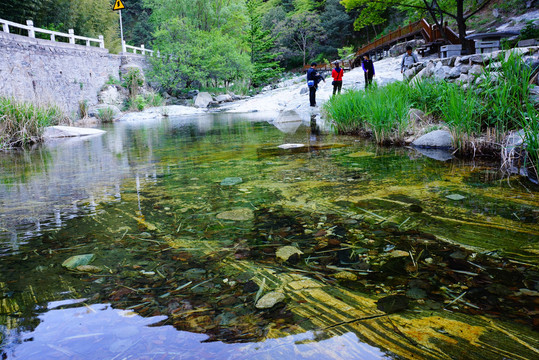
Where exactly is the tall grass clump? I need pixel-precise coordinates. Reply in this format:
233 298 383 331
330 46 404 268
145 91 164 107
438 83 482 152
476 51 535 142
0 97 67 149
96 107 116 122
324 82 412 143
324 90 369 134
519 104 539 181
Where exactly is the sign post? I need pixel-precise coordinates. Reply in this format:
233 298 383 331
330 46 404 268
113 0 126 52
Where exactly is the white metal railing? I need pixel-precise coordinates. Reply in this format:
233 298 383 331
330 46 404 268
0 18 104 48
122 40 156 56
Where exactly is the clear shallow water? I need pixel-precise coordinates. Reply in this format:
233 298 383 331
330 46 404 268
0 112 538 359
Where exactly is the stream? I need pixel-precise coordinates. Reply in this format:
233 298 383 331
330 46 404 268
0 112 538 359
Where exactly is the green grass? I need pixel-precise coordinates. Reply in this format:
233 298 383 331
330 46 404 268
0 97 68 149
324 52 537 162
324 81 412 144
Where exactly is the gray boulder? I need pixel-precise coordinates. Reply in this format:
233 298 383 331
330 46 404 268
459 65 471 74
215 94 233 103
43 126 106 139
412 130 453 149
448 67 462 79
98 85 127 106
456 74 471 85
468 65 484 77
433 66 452 81
404 68 417 80
194 92 214 108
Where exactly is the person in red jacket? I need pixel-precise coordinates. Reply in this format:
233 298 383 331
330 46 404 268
331 61 344 95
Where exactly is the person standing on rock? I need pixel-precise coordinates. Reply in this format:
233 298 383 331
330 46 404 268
331 61 344 95
362 55 375 89
401 45 419 74
306 62 325 107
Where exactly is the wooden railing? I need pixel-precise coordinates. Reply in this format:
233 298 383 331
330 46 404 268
301 59 353 72
0 18 105 48
353 18 460 58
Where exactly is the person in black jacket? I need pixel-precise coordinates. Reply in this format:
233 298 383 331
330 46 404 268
362 55 375 89
306 62 325 107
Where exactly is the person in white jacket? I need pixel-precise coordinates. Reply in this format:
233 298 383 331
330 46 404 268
401 45 419 73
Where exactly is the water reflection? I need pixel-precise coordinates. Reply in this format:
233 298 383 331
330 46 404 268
2 302 384 360
0 112 538 360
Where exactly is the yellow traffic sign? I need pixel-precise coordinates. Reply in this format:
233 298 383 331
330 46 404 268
113 0 125 11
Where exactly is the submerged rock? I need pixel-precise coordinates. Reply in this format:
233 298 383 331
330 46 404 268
75 265 102 273
62 254 95 269
376 295 409 313
256 291 285 309
275 246 303 262
446 194 466 201
334 271 358 281
216 208 254 221
220 177 243 186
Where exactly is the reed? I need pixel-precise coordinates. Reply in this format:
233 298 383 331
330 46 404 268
0 97 67 149
519 104 539 181
324 82 411 143
437 83 482 152
96 107 116 123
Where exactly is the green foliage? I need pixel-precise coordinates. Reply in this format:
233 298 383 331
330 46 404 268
246 0 283 88
127 95 147 111
520 21 539 41
0 97 67 149
122 68 145 99
122 0 154 47
105 75 122 86
148 17 252 93
274 11 325 66
338 45 355 59
96 107 115 122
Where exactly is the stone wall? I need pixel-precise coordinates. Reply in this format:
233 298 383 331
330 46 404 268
404 47 539 88
0 31 150 116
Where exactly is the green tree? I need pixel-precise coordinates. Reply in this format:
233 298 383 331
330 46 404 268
149 17 252 92
341 0 494 52
275 11 325 66
246 0 283 87
319 0 354 57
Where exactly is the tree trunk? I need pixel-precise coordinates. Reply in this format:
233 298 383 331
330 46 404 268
456 0 469 54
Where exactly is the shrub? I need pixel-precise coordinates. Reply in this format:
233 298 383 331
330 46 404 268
96 107 115 122
123 68 144 99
